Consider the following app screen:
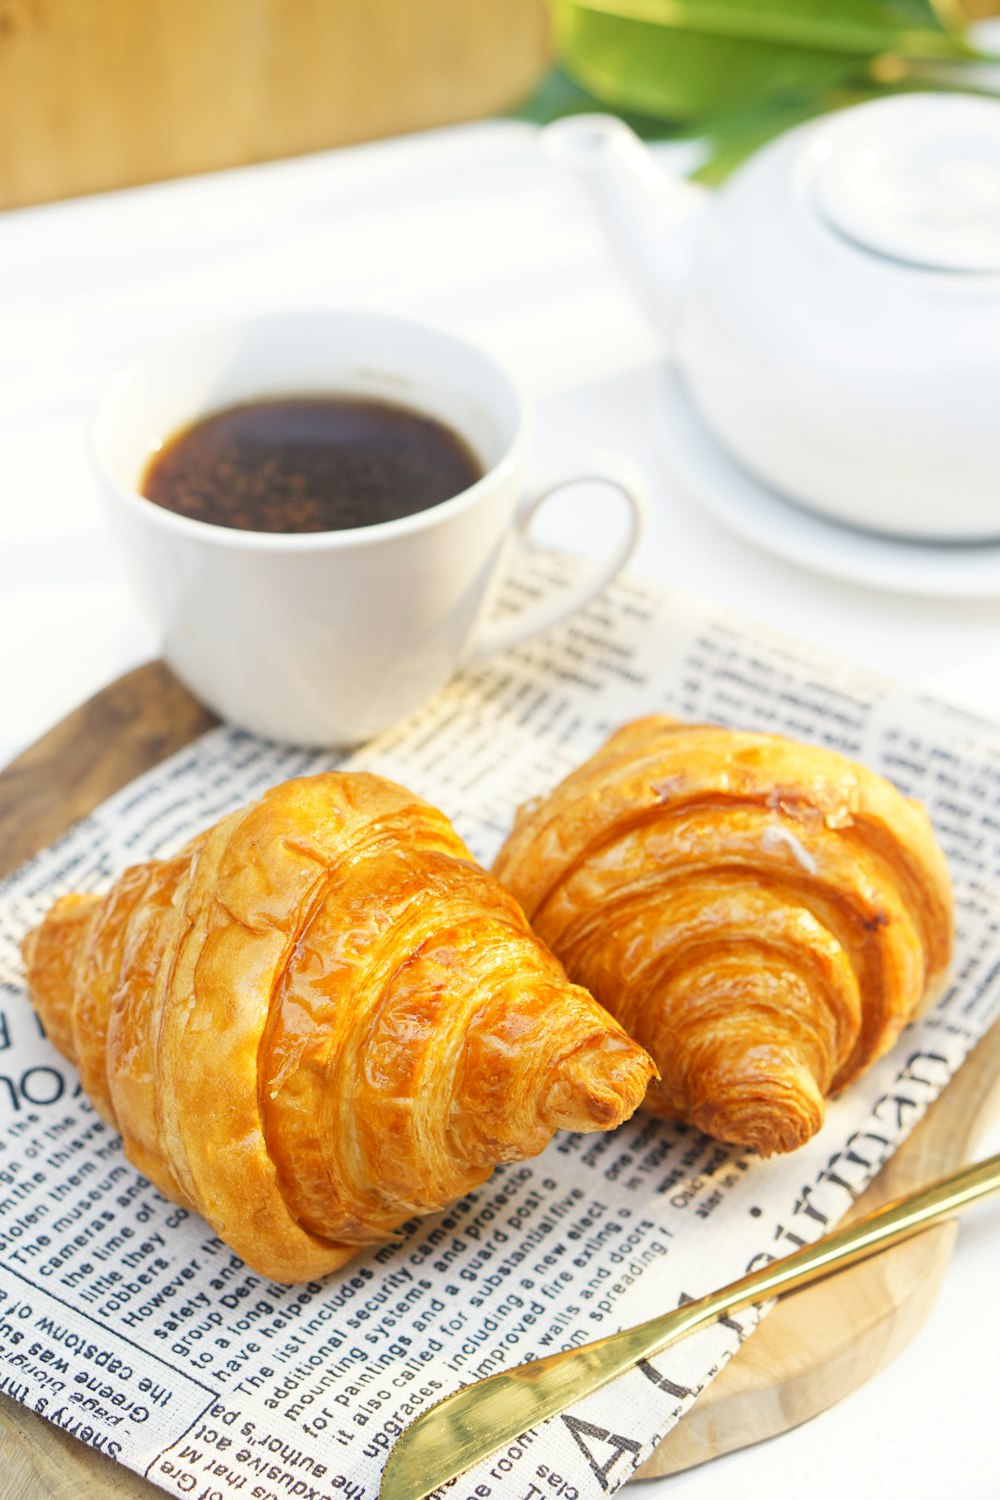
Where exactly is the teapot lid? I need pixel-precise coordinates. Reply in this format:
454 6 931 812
811 94 1000 272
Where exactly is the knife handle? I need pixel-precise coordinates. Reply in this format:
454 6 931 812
597 1146 1000 1380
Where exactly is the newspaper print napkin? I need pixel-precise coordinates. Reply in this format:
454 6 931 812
1 555 999 1500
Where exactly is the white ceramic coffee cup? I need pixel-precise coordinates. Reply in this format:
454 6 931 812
92 308 646 746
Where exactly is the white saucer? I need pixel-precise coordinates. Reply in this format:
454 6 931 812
658 367 1000 599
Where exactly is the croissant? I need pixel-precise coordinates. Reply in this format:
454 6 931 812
493 717 954 1157
22 771 654 1282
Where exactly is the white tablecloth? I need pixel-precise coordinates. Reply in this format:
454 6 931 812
2 118 998 1497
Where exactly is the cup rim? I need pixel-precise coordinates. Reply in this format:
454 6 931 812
90 307 530 551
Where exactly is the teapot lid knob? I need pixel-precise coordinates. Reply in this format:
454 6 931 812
811 93 1000 272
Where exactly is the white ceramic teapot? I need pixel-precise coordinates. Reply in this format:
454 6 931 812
545 93 1000 541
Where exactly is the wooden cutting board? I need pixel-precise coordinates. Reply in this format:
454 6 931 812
2 661 998 1497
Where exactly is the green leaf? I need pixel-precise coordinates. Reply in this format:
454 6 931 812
688 80 898 181
548 0 975 122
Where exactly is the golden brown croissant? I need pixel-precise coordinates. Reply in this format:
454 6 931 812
22 772 654 1282
493 717 954 1157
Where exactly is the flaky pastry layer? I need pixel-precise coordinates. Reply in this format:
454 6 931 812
23 772 654 1281
493 717 954 1156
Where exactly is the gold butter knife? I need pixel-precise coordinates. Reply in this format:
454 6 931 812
379 1150 1000 1500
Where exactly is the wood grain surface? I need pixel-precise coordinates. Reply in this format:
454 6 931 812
0 0 551 210
1 659 997 1498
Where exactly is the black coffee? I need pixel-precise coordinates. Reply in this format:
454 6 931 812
141 395 484 533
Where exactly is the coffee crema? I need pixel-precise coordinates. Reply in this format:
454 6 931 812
140 395 484 533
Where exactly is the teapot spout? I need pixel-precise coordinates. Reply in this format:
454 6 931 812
543 114 709 346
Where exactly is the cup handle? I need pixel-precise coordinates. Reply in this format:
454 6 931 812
463 453 647 665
